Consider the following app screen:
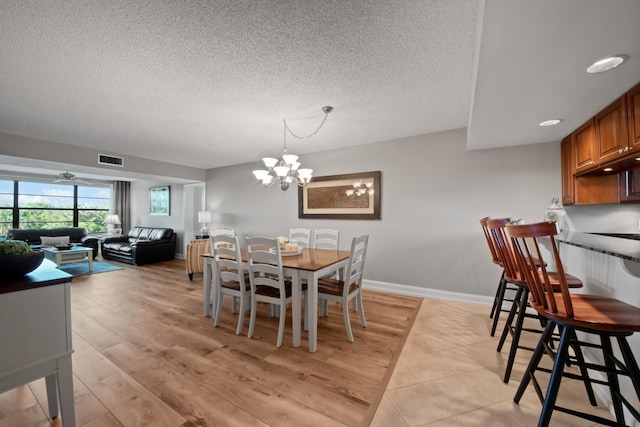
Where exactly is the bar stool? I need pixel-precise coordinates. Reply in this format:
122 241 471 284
480 217 518 336
507 221 640 427
487 218 587 385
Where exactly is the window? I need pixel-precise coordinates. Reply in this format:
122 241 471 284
0 179 111 235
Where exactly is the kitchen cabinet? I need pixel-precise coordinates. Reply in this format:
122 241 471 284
596 96 628 164
561 136 574 205
573 119 597 174
628 82 640 152
621 166 640 202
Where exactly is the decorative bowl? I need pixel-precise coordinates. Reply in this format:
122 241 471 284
0 251 45 280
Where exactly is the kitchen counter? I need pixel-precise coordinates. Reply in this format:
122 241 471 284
558 231 640 263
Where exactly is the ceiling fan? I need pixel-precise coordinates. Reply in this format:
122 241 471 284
53 171 92 185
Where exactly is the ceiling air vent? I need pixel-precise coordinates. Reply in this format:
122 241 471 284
98 154 124 167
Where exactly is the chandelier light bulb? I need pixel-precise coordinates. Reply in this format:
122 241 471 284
263 157 278 168
282 154 299 165
273 165 290 177
252 170 269 180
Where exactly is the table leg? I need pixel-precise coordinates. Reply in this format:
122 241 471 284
291 270 301 347
87 251 93 271
308 272 318 353
56 253 62 268
203 258 212 316
45 374 59 418
57 355 76 426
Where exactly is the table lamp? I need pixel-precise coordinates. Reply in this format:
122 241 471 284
198 211 212 237
105 214 121 235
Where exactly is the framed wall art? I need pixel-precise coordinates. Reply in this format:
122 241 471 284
298 171 381 219
149 186 170 216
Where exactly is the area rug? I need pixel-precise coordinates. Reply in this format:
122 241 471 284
59 260 124 277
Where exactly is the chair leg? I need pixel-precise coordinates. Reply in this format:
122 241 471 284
537 325 572 427
569 330 597 406
497 286 523 352
232 296 238 314
343 298 354 342
188 273 193 280
514 321 556 404
617 335 640 400
503 287 529 383
490 272 507 336
490 270 505 319
235 293 247 335
602 335 627 424
213 288 223 327
248 297 257 339
276 302 286 348
357 292 367 328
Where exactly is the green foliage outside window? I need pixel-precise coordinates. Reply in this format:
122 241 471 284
0 179 110 236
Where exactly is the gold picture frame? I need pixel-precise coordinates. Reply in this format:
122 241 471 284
298 171 381 219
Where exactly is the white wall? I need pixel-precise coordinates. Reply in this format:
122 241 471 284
130 180 186 258
205 128 560 299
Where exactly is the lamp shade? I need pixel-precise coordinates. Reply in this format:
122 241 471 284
105 214 121 225
198 211 212 223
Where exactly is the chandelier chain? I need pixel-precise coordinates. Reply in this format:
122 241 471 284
283 106 333 140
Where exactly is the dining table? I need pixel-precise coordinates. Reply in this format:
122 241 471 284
202 247 351 353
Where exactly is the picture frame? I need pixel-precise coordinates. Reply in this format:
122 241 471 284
298 171 381 219
149 186 170 216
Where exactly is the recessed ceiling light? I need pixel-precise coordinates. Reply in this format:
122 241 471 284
586 55 628 74
539 119 562 127
603 167 613 172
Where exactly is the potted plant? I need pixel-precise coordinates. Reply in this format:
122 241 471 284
0 240 45 280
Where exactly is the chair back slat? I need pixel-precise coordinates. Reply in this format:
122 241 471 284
314 229 339 250
480 217 502 266
486 218 517 282
506 221 573 318
289 228 311 248
211 234 243 284
246 237 286 295
342 235 369 297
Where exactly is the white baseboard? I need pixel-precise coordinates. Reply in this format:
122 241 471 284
362 279 494 306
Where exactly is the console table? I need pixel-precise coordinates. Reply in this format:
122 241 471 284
0 259 76 426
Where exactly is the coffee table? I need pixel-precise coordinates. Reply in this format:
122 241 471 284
41 245 93 271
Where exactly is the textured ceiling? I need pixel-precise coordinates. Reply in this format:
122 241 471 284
1 0 639 176
0 0 476 170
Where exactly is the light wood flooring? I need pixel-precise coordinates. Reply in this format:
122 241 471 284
0 258 421 427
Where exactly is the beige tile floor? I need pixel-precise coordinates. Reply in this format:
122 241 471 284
370 297 619 427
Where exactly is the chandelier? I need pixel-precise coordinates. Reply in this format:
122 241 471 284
252 106 333 191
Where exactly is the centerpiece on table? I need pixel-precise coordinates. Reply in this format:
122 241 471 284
0 240 45 280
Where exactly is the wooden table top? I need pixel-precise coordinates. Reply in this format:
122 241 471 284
203 248 350 271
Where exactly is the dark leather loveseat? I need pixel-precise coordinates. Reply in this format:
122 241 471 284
7 227 99 259
101 226 176 265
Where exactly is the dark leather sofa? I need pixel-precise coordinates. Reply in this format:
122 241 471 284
101 226 176 265
7 227 99 259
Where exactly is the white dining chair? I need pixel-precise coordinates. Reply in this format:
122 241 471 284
313 228 339 250
314 229 340 316
317 234 369 342
246 236 294 347
289 228 311 248
211 233 250 335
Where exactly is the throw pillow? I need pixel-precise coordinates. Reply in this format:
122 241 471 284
41 235 70 246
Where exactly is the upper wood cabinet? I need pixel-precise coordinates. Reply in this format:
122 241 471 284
573 119 597 173
621 166 640 202
561 136 574 205
596 96 628 164
628 82 640 153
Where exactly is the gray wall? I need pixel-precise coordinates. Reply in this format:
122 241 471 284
130 180 186 257
205 128 560 301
